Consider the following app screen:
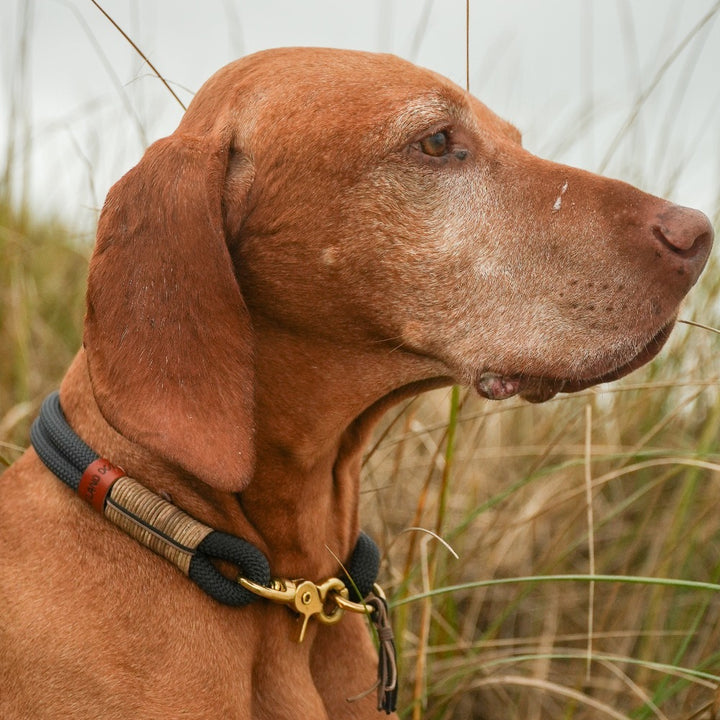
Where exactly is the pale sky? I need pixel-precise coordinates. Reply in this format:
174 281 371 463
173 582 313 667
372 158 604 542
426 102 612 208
2 0 719 231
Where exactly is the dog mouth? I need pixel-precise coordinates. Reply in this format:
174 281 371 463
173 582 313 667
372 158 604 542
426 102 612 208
475 321 675 403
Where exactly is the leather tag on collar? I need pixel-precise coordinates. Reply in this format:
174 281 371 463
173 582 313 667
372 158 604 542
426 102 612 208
78 458 125 513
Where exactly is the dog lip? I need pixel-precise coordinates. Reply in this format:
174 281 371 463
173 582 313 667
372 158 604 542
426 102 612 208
559 320 675 394
476 373 523 400
475 321 676 403
475 373 565 403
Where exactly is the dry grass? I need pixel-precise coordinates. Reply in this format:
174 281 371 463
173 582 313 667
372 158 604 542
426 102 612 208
360 271 720 718
0 206 87 464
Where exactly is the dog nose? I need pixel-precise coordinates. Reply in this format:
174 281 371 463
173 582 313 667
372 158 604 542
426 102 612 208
652 205 714 277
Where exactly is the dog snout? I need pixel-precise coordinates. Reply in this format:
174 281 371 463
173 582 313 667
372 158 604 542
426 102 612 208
651 204 714 280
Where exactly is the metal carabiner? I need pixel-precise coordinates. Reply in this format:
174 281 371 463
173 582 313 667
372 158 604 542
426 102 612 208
239 576 338 642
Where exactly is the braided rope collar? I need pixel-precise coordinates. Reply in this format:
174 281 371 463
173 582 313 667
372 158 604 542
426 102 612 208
31 392 398 713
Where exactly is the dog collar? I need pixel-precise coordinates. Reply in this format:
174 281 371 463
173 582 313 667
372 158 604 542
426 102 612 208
31 392 398 713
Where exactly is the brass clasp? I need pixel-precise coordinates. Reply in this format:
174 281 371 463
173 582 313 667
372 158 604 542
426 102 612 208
239 575 365 642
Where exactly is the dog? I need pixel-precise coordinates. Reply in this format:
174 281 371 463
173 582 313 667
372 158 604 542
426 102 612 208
0 47 713 719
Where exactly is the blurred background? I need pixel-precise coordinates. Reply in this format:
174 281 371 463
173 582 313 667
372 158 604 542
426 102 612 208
2 2 720 718
3 0 720 229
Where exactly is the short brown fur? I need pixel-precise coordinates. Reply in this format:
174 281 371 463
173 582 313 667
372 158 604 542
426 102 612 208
0 48 713 718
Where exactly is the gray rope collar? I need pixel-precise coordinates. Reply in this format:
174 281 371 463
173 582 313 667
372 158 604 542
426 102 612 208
31 391 398 713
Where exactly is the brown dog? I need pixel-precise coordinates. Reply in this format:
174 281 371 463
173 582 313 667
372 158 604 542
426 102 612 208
0 47 713 719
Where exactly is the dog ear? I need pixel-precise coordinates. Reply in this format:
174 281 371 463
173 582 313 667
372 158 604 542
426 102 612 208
84 133 256 492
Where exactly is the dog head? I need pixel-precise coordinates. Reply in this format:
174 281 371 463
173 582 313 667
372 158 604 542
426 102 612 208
84 48 713 490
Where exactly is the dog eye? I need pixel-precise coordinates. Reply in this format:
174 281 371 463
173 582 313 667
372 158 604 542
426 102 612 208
419 131 449 157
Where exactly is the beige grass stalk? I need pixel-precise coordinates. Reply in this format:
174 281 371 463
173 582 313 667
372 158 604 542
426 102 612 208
585 401 596 683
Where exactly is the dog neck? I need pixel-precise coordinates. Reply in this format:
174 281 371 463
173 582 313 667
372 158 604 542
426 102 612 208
231 323 449 579
58 343 445 583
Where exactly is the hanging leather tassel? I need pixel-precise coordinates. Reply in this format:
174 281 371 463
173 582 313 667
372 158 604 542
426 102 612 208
365 591 398 714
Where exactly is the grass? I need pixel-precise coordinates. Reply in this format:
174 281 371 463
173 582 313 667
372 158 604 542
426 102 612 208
359 287 720 718
2 3 720 718
364 327 720 718
0 204 87 465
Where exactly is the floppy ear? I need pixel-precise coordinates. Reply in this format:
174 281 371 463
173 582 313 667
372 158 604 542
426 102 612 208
84 133 256 492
